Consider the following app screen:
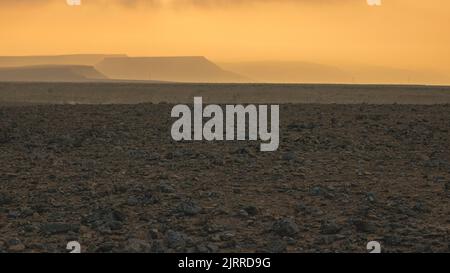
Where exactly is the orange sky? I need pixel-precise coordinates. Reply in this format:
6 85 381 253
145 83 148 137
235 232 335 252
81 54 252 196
0 0 449 76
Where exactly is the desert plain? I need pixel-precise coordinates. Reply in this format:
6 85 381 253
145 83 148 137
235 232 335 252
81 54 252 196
0 82 449 253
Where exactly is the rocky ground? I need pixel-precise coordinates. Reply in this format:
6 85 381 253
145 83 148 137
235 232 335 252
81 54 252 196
0 103 449 253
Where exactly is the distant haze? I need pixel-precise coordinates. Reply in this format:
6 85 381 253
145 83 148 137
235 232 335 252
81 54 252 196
0 54 125 67
220 61 450 85
0 0 449 84
0 54 448 84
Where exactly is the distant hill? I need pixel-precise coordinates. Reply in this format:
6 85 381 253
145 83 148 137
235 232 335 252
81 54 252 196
0 54 127 67
220 61 450 85
96 56 249 83
1 54 446 84
0 65 108 82
220 61 352 83
345 65 450 85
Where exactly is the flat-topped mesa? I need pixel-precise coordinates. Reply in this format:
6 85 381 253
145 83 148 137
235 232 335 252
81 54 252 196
0 65 108 82
95 56 249 83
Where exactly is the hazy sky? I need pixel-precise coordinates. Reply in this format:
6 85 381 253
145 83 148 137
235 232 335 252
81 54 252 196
0 0 449 75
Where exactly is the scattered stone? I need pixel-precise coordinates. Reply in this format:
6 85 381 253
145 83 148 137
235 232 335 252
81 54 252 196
320 220 342 235
266 240 287 253
284 237 297 246
158 181 175 193
384 235 402 246
0 193 13 205
125 239 152 253
22 224 36 233
127 192 159 206
166 230 187 249
7 211 20 219
237 209 249 217
295 203 324 216
281 152 296 161
206 243 219 253
147 152 161 161
243 205 259 216
195 244 209 253
311 187 322 196
127 149 148 159
127 196 140 206
176 201 201 216
20 208 35 217
220 232 235 241
272 218 299 237
151 240 166 253
7 238 26 252
108 221 123 231
8 243 25 252
96 242 118 253
352 218 376 233
309 186 335 199
316 235 338 245
82 207 126 231
149 228 160 240
113 185 128 194
413 201 428 213
366 192 376 203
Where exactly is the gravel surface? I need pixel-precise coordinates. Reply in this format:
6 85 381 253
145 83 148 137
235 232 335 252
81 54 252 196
0 103 449 253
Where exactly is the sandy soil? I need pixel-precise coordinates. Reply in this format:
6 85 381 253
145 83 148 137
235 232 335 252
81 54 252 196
0 99 449 253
